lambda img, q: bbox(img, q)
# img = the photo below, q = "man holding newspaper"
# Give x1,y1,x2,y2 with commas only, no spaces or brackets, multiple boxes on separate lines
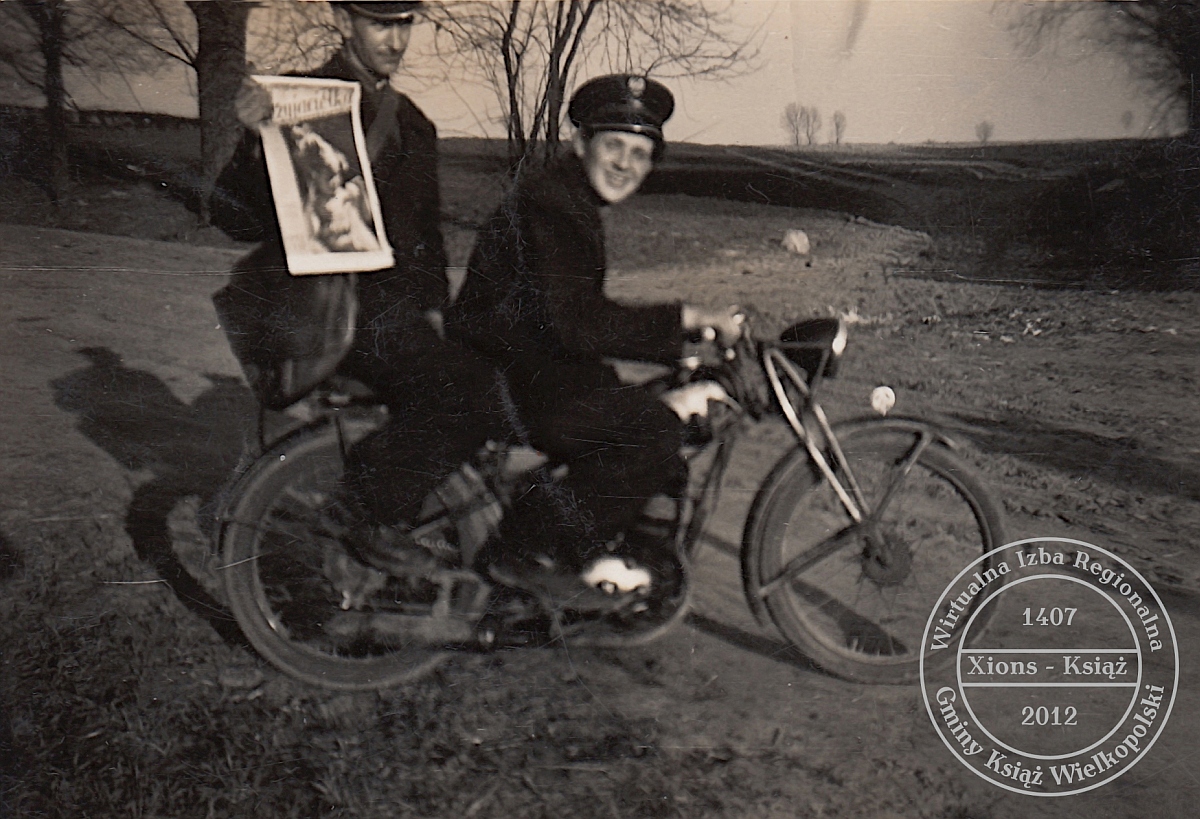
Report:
212,0,504,575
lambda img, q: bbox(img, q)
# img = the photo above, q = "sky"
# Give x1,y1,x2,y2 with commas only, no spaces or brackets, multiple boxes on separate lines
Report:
12,0,1166,146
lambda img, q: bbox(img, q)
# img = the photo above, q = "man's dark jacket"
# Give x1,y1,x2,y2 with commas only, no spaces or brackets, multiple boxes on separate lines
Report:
211,50,446,364
444,152,689,564
445,152,682,376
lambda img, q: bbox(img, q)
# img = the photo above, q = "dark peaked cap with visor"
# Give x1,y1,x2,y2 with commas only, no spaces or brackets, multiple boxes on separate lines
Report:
568,74,675,143
332,1,423,22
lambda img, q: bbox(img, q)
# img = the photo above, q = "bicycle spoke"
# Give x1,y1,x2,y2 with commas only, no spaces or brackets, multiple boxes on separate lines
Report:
279,487,348,537
788,578,910,657
861,430,932,522
258,515,321,545
759,524,862,598
221,421,453,689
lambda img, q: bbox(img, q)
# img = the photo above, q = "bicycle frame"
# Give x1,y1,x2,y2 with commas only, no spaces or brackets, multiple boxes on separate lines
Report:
750,344,953,602
242,328,921,580
649,337,858,561
669,342,839,559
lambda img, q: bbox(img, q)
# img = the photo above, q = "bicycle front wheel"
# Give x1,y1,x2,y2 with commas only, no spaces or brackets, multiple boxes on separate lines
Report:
743,420,1005,684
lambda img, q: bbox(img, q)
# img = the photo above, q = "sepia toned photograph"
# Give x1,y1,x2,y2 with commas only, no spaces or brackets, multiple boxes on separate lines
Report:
0,1,1196,816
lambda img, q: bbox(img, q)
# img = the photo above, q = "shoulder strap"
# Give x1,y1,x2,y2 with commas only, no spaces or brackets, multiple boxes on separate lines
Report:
365,87,401,161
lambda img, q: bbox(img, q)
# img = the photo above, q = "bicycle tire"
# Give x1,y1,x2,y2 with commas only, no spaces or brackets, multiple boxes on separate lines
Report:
219,421,451,690
742,419,1006,685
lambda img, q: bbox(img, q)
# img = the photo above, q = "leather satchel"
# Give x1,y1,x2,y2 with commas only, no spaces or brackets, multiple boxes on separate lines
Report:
213,245,358,409
212,86,400,409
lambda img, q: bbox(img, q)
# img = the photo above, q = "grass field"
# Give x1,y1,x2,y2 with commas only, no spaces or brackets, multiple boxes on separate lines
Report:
2,111,1197,290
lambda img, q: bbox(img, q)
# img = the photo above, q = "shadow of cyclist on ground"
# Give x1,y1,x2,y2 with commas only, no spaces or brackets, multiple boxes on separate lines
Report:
52,346,256,643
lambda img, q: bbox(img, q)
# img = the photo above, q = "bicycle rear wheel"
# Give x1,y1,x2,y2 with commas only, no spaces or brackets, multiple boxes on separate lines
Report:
220,422,451,690
743,420,1005,684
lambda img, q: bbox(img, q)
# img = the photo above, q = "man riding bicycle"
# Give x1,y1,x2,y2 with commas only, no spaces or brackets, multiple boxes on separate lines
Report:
438,74,743,605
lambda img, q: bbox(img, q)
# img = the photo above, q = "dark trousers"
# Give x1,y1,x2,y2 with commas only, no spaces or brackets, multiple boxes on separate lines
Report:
338,324,505,527
494,360,686,570
341,339,686,571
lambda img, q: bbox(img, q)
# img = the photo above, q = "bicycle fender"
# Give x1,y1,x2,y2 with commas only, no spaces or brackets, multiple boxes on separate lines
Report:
829,415,966,452
210,413,381,542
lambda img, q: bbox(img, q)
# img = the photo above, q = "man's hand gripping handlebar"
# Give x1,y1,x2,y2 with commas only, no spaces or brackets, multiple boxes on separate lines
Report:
664,305,746,422
681,304,745,347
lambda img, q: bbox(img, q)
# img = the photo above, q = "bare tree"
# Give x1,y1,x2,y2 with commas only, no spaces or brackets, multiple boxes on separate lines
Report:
93,0,336,215
0,0,156,199
2,0,350,211
0,1,68,198
781,101,802,148
800,105,821,145
94,0,196,70
832,109,846,145
781,103,821,147
429,0,758,170
975,120,994,145
1011,1,1200,139
246,1,340,75
185,1,251,217
95,0,254,213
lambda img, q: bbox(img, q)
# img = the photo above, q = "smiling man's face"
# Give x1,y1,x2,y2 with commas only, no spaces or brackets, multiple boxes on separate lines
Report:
573,130,656,204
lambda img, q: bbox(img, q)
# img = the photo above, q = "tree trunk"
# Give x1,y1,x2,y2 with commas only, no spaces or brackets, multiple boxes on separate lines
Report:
19,0,69,201
42,1,69,200
1181,16,1200,142
540,0,596,165
501,1,529,175
187,0,250,221
541,77,565,164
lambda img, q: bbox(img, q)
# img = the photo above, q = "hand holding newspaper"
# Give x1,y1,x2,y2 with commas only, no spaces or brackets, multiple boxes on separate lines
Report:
253,75,393,275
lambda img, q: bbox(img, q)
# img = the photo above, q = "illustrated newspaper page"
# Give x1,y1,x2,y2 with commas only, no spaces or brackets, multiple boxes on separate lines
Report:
254,75,393,275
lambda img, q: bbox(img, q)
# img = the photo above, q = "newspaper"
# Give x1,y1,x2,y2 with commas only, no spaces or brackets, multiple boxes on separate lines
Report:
254,75,393,275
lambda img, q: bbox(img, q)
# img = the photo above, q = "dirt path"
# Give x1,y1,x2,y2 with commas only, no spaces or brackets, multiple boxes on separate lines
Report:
3,221,1198,816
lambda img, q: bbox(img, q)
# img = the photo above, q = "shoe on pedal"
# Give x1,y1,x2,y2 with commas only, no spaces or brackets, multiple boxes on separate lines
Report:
580,556,653,596
347,522,436,579
488,556,637,614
